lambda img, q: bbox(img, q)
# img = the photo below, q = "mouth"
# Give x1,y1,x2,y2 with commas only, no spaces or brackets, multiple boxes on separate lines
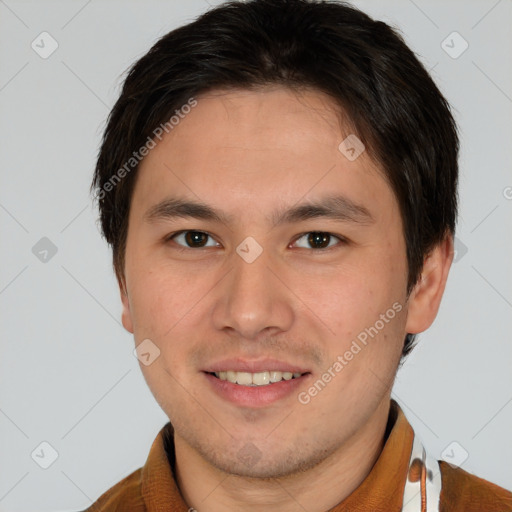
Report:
202,360,311,407
207,370,307,386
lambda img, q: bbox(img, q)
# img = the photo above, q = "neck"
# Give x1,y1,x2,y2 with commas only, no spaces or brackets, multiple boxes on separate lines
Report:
173,398,392,512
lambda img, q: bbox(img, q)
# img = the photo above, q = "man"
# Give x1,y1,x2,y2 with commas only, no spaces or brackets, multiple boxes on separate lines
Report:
86,0,512,510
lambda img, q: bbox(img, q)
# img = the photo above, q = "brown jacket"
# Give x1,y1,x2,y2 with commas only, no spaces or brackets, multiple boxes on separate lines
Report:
84,400,512,511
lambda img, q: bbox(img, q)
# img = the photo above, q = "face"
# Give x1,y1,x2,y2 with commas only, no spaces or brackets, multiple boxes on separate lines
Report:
120,87,435,479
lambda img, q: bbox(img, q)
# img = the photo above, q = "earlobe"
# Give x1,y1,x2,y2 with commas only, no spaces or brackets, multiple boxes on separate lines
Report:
118,276,134,334
405,234,454,335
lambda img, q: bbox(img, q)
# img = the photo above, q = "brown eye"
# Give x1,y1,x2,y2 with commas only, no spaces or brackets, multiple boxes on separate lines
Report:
171,231,218,248
185,231,208,247
308,232,331,249
293,232,343,250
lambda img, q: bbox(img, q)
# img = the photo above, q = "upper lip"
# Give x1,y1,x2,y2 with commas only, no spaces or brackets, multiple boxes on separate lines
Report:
204,358,310,374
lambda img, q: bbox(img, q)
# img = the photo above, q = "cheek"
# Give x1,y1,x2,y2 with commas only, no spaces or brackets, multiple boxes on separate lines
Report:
298,254,404,335
127,266,201,410
293,251,407,386
126,260,219,374
127,265,190,340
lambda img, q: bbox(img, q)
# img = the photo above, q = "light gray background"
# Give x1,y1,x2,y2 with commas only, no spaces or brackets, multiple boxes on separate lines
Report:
0,0,511,510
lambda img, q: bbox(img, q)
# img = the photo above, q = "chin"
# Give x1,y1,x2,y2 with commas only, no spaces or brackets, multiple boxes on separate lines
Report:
195,438,333,479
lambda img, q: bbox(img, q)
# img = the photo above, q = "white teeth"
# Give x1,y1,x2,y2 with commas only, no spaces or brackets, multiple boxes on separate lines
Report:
213,370,303,386
269,371,282,383
252,372,270,386
235,372,253,385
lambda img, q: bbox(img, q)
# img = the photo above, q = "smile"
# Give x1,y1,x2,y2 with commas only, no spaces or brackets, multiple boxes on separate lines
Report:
212,370,303,386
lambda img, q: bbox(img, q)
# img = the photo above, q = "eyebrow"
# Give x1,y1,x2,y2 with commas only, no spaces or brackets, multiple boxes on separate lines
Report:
143,194,374,227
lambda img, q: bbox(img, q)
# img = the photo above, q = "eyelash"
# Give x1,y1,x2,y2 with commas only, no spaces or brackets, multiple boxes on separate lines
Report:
165,230,348,252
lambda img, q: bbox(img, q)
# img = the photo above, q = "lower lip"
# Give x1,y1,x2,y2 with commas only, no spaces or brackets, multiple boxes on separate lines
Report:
203,372,310,407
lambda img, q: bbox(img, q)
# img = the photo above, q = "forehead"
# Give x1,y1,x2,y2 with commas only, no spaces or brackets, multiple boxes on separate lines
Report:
133,86,396,224
169,86,354,156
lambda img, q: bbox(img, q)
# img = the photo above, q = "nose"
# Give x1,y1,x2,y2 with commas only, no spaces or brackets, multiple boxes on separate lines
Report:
211,243,294,340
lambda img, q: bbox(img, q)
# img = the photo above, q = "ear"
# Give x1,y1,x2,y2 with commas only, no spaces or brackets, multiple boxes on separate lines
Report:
118,274,134,334
405,233,454,334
